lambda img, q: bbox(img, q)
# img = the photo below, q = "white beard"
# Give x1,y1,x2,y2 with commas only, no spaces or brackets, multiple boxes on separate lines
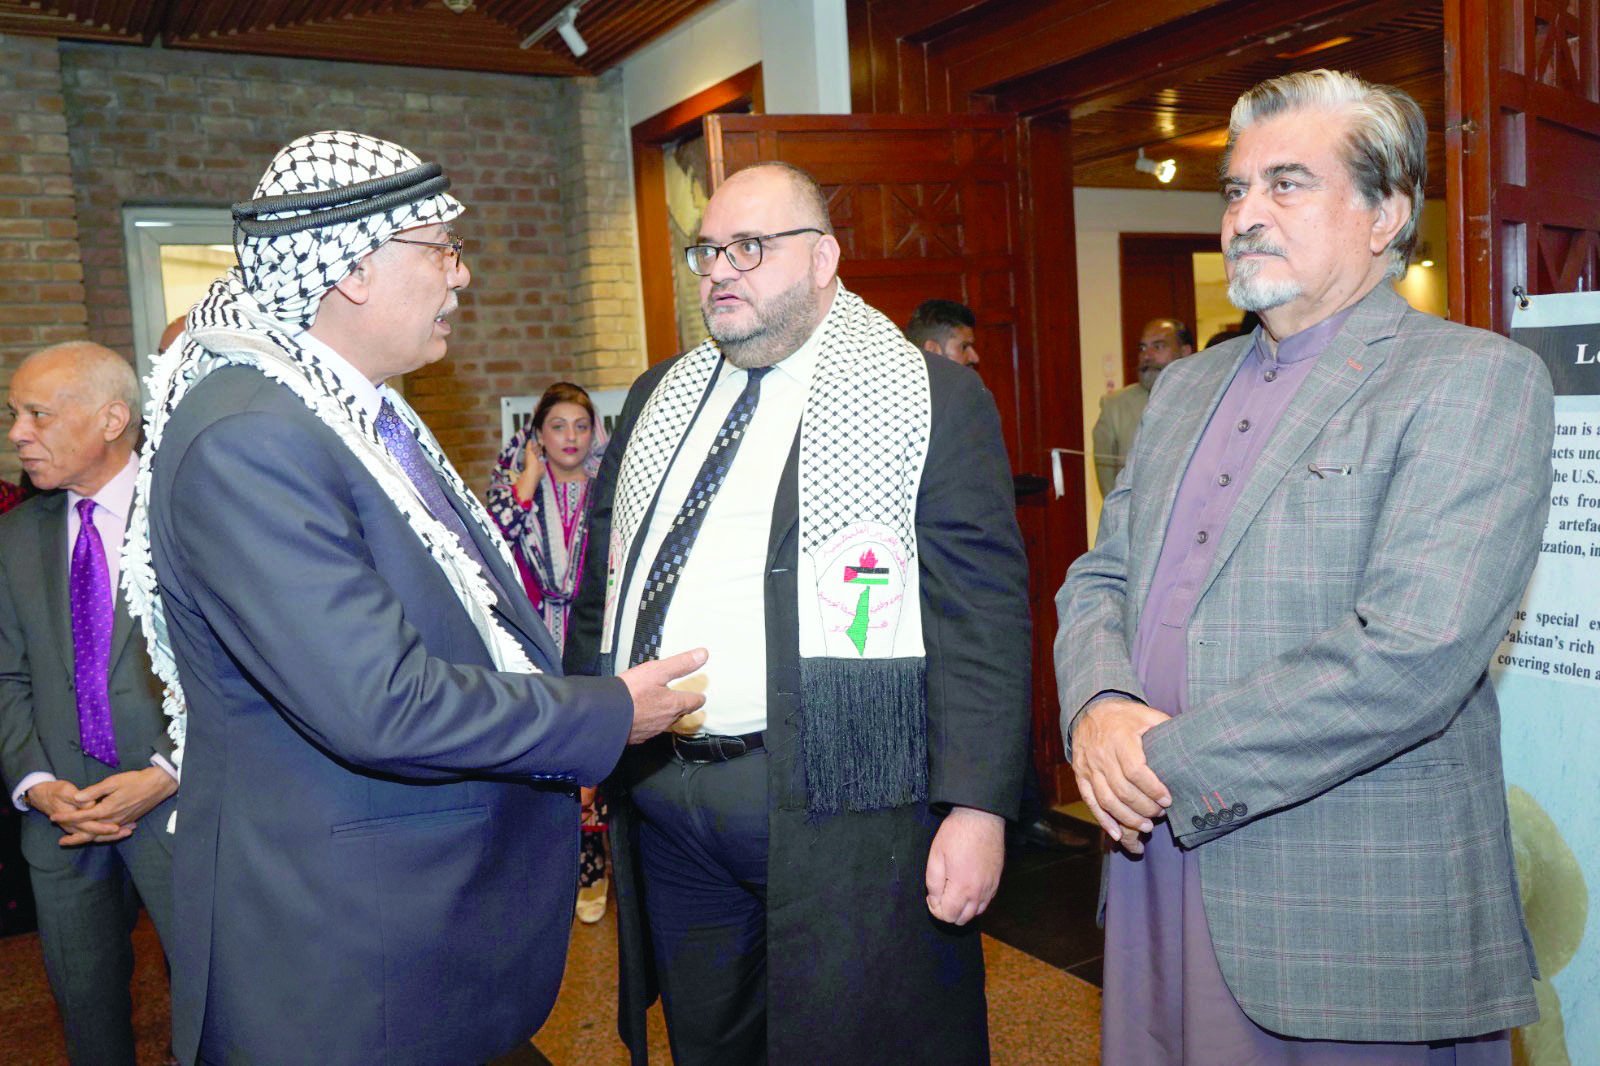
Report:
1227,258,1302,311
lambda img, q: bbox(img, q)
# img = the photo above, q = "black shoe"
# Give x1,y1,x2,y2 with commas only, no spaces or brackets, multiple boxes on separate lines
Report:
1014,814,1093,852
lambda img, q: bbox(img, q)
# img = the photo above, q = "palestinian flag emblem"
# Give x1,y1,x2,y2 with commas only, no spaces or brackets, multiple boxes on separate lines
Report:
842,549,890,654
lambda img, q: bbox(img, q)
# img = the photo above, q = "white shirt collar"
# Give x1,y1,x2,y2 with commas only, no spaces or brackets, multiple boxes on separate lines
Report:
295,330,384,417
66,451,138,524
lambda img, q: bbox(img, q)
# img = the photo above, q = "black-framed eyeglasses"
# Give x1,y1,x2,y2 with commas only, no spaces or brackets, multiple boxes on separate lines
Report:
684,228,823,276
390,234,465,269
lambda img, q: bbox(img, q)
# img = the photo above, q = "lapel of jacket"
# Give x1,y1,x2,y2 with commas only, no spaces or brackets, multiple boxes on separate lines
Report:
1191,284,1407,606
1129,342,1253,607
108,589,138,675
33,493,76,678
767,433,801,578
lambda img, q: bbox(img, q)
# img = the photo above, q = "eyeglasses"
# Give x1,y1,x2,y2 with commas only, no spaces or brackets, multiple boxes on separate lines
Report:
390,234,465,269
684,228,823,276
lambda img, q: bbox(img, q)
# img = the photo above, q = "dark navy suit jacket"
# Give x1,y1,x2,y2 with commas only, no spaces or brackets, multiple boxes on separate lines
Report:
148,366,632,1066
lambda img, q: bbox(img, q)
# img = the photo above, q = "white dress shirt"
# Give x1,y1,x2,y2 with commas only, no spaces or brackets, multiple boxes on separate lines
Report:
613,294,834,736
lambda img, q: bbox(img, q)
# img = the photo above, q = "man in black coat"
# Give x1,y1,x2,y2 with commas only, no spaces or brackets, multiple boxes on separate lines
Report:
566,161,1030,1064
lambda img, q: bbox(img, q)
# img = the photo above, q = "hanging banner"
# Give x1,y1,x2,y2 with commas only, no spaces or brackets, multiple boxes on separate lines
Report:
1495,291,1599,1065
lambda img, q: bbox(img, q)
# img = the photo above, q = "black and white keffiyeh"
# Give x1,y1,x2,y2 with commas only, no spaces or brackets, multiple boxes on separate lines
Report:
121,131,532,767
238,130,462,327
602,285,935,814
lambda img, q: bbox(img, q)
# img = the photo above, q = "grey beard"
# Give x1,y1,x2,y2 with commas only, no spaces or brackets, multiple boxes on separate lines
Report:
702,279,821,368
1227,258,1302,311
1138,366,1161,392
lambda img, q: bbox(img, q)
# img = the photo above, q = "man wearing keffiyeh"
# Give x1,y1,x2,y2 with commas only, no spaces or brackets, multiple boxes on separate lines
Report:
125,131,707,1066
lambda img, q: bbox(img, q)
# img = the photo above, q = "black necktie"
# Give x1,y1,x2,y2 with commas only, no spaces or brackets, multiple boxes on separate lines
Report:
629,366,771,667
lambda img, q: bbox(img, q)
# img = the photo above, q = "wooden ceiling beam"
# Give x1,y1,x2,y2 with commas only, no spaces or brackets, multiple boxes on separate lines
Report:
934,0,1227,106
0,3,143,41
991,0,1414,116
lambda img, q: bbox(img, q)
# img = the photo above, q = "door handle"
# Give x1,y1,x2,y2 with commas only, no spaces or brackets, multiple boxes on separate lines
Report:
1049,447,1086,499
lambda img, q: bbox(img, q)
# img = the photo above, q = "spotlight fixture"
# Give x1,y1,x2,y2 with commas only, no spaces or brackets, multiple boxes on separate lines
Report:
1416,241,1436,269
1135,147,1177,184
520,2,588,56
441,0,473,12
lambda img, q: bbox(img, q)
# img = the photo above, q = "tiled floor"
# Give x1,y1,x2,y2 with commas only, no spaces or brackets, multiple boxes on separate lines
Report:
0,831,1106,1066
984,835,1106,987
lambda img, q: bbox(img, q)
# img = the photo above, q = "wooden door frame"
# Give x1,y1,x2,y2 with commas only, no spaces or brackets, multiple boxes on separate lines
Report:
1118,232,1217,384
844,0,1469,804
632,64,764,364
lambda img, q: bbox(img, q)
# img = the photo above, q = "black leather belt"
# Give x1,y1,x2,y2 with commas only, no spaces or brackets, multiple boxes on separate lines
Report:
671,730,765,763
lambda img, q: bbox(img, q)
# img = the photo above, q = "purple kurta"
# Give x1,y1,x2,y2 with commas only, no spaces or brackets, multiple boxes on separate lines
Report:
1101,311,1509,1065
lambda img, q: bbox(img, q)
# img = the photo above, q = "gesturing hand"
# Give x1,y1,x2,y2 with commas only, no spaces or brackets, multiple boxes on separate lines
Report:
514,439,545,502
1071,697,1172,854
925,806,1006,926
619,647,710,743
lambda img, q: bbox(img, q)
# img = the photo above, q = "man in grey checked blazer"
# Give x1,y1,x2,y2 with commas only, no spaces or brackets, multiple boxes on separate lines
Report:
1056,70,1546,1061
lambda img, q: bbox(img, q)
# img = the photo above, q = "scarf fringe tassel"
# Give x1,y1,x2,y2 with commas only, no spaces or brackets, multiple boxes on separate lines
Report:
799,656,928,816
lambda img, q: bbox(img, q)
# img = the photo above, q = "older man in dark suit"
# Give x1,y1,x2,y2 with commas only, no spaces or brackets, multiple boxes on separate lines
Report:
0,341,177,1066
125,131,706,1066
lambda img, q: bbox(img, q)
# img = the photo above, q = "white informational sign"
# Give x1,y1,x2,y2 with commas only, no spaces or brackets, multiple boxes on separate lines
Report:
500,387,629,449
1493,291,1599,1065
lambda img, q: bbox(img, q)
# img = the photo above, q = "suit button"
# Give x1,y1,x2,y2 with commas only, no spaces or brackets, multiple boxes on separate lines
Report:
1231,802,1248,818
1204,812,1220,828
1191,816,1206,831
1218,808,1234,823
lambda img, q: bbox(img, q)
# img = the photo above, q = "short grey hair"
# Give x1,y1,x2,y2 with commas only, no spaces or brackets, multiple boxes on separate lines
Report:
25,340,142,427
1224,69,1427,278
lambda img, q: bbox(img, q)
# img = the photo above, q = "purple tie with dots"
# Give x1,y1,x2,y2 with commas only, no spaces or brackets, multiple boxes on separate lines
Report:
70,499,118,767
374,400,496,583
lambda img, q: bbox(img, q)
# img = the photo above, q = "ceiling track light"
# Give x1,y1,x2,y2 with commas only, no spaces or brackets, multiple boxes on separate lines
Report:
1135,147,1177,184
520,2,589,57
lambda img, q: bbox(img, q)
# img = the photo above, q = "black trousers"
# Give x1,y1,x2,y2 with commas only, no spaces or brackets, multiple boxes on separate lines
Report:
631,745,769,1066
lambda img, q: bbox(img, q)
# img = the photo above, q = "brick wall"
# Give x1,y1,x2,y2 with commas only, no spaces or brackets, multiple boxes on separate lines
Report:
559,68,648,390
0,37,642,488
0,38,90,480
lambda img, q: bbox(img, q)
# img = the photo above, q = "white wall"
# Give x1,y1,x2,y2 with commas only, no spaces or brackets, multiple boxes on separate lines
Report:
622,0,762,128
1074,187,1225,537
757,0,850,114
621,0,848,128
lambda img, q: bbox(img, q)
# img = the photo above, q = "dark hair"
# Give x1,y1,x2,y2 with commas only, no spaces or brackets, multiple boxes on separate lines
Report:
531,382,595,432
905,299,976,348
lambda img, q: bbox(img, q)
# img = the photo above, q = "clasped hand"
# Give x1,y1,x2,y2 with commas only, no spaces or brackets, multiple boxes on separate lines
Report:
1071,697,1172,855
28,767,178,848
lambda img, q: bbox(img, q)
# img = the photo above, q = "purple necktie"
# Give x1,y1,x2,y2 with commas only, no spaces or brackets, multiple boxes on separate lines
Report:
374,400,495,581
70,499,118,767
